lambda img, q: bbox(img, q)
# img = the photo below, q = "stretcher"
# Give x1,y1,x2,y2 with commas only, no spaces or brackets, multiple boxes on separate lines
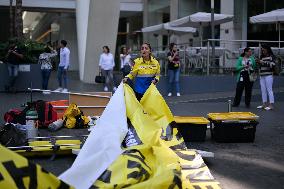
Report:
8,135,88,157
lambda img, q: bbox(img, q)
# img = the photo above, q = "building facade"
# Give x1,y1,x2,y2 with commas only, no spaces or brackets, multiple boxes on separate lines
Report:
0,0,283,82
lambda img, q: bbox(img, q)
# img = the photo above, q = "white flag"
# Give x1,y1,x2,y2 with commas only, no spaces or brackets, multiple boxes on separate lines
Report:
59,83,128,189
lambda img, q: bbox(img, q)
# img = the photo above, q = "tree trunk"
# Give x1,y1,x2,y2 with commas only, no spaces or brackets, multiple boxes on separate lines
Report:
9,0,13,38
15,0,23,39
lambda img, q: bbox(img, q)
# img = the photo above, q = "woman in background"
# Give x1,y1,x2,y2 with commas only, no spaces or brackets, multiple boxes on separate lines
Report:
99,46,116,92
38,45,57,94
120,47,132,77
232,47,256,108
256,44,275,110
167,43,181,97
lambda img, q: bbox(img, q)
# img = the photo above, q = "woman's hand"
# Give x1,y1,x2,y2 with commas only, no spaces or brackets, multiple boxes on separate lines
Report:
122,78,128,83
255,58,261,64
152,79,158,85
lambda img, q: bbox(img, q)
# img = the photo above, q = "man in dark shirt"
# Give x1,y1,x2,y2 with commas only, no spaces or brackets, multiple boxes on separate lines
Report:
5,41,24,92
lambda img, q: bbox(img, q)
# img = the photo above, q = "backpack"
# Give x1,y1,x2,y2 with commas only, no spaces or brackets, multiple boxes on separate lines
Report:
0,124,27,147
35,100,58,127
63,103,89,129
3,109,26,125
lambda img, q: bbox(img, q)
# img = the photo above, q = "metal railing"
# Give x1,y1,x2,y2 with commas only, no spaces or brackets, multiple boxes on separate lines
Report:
145,39,284,76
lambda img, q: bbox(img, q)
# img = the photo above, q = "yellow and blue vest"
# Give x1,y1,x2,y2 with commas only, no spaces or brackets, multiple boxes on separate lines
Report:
126,56,160,94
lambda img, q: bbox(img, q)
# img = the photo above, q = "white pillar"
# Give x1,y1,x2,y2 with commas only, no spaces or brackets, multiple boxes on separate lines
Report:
241,0,248,47
76,0,120,83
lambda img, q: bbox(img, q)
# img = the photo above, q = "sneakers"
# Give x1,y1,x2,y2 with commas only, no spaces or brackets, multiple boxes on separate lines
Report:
264,106,273,111
104,86,108,92
256,105,264,109
257,105,274,110
168,92,181,97
62,88,68,93
54,87,63,92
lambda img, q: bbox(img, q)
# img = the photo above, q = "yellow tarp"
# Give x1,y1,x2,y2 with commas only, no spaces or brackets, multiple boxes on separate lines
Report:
0,145,73,189
93,84,221,189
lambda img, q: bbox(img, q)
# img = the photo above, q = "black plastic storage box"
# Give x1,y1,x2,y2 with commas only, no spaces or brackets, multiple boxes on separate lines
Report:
207,112,259,142
174,116,209,142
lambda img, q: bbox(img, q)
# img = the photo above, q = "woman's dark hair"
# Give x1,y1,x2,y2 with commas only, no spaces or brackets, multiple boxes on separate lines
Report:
103,46,110,53
241,47,251,57
60,40,67,47
169,43,176,51
261,44,274,58
44,46,51,53
120,46,127,54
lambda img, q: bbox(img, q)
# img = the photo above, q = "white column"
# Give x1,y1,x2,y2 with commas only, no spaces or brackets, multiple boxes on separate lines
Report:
241,0,248,47
76,0,120,83
76,0,90,80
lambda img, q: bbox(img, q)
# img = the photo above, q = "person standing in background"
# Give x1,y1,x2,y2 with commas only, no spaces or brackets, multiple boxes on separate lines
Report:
120,47,132,77
54,40,70,93
38,45,57,94
232,47,256,108
4,40,24,93
256,44,275,110
99,46,116,92
167,43,181,97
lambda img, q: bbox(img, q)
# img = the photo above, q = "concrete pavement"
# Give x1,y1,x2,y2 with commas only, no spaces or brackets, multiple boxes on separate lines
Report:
1,71,283,189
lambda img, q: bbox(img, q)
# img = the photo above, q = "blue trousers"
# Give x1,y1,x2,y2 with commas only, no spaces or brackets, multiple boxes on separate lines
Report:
41,69,51,90
167,68,180,93
7,64,19,88
57,66,67,88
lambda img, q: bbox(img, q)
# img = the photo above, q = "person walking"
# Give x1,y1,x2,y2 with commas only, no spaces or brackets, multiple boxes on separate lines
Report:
167,43,181,97
120,47,132,77
38,45,57,94
256,44,275,110
54,40,70,93
4,40,24,92
232,47,256,108
99,46,116,92
123,42,160,101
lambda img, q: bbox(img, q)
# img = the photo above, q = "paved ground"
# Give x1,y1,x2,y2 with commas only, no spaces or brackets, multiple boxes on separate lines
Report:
1,71,284,189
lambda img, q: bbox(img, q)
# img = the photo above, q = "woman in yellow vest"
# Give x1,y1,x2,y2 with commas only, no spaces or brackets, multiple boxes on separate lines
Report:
123,43,160,100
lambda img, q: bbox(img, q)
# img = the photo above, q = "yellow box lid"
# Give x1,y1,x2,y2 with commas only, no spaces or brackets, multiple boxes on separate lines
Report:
207,112,259,121
174,116,209,124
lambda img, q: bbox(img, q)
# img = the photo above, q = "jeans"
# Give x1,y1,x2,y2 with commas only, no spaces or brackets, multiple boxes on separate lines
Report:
260,75,274,103
167,68,180,93
57,66,67,88
41,69,51,90
101,69,115,89
7,64,19,88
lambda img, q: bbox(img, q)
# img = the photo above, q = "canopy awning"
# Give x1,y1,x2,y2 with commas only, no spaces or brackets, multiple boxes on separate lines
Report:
141,23,196,35
169,12,234,27
249,8,284,24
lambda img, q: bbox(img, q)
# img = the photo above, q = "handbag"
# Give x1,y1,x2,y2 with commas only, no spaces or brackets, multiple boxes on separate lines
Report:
95,72,105,83
249,71,257,82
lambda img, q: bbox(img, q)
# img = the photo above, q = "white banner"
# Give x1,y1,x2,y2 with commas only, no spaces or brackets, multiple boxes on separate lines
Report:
59,83,128,189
